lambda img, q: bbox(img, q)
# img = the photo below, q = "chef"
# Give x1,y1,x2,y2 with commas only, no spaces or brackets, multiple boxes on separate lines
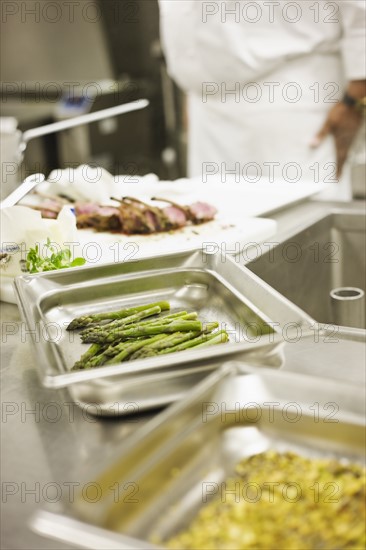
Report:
159,0,366,199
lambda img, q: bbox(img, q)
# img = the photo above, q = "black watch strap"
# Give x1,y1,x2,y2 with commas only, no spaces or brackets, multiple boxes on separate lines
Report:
342,92,358,107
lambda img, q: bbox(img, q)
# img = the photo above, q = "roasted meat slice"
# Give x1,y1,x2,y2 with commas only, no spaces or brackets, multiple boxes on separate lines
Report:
109,197,177,234
22,201,62,219
75,203,121,231
121,197,175,232
31,193,217,234
152,198,217,224
162,206,187,227
188,201,218,223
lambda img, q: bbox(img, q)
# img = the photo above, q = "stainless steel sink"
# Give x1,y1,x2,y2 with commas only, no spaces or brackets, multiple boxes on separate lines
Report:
247,209,366,328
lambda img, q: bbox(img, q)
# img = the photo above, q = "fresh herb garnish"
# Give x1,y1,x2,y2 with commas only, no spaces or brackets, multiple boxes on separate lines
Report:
26,238,86,273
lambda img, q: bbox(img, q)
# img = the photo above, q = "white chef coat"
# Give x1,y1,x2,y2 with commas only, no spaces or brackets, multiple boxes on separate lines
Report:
159,0,366,199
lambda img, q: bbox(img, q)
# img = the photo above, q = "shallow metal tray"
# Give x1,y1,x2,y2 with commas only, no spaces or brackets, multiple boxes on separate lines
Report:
14,250,311,414
243,324,366,386
32,364,365,549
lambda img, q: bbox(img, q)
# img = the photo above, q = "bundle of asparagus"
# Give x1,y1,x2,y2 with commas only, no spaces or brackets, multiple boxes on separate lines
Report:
67,301,229,370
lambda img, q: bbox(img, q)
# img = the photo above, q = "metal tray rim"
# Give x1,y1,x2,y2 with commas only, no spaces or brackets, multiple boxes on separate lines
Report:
31,364,366,549
70,363,366,487
13,250,289,389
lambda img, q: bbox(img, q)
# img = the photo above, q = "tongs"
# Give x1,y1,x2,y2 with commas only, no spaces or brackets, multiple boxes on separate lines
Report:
0,99,149,210
0,173,46,210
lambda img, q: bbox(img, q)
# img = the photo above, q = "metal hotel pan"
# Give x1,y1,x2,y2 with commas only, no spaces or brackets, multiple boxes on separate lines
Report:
14,250,312,414
31,364,365,549
239,324,366,386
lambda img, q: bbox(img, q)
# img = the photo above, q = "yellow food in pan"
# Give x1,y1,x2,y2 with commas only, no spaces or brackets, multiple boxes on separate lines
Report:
167,451,365,550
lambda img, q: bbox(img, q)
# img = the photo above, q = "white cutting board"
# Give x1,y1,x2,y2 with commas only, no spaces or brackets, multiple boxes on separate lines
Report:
31,170,327,219
77,215,277,265
203,178,330,216
72,175,323,265
1,215,276,304
114,176,328,219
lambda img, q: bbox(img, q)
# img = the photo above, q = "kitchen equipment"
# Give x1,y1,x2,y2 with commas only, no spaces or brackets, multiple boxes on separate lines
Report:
0,100,149,197
330,287,365,329
13,249,312,414
31,363,365,549
248,324,366,385
247,208,366,327
20,100,149,157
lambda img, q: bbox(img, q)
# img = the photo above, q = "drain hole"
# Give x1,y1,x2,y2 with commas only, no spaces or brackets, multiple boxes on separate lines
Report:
330,287,364,300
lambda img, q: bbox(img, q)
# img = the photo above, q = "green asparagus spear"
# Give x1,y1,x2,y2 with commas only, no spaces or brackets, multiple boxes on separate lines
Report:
175,312,198,321
191,330,229,349
102,336,148,357
130,310,196,325
84,320,204,345
79,351,111,369
79,334,170,369
79,305,163,340
83,319,217,345
121,311,198,330
67,301,170,330
70,298,229,371
80,310,194,338
105,334,169,365
80,305,165,343
78,343,134,369
143,331,200,351
202,322,219,332
74,329,229,370
71,343,103,370
129,331,201,360
125,323,218,361
158,329,226,355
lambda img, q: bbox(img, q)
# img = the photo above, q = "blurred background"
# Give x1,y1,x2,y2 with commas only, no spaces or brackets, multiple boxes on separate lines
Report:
0,0,187,193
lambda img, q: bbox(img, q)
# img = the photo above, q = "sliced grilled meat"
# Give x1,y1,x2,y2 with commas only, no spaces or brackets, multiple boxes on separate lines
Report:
151,198,217,224
75,203,121,231
111,197,158,234
188,201,218,223
121,197,175,232
31,193,217,234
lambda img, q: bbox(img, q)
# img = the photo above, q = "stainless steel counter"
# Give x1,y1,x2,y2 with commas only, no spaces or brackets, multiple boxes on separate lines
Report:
1,302,156,549
1,198,365,549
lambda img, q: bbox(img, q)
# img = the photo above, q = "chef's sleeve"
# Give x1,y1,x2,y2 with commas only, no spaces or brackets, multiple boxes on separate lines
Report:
338,0,366,80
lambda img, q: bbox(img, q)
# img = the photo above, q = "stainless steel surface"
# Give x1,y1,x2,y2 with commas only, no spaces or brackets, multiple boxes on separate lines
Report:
330,287,365,329
0,297,156,550
20,100,149,150
32,512,158,550
247,208,366,328
2,198,365,549
14,249,310,413
250,325,366,385
31,365,365,549
0,173,45,209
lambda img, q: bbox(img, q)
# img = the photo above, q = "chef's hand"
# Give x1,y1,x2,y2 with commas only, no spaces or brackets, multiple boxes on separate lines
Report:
311,80,365,178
